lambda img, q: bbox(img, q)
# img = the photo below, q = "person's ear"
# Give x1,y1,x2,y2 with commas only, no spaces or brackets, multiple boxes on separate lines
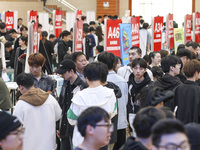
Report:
170,66,174,72
18,85,23,91
86,125,94,136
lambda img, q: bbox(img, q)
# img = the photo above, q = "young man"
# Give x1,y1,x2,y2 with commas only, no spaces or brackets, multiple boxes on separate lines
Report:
28,53,55,97
94,45,104,62
5,41,15,68
98,51,128,150
117,46,153,82
56,59,88,150
57,30,72,64
151,119,190,150
174,59,200,124
72,52,88,82
0,22,12,42
13,73,62,150
67,62,117,147
128,58,152,115
154,55,182,109
185,41,199,59
17,18,23,32
74,107,113,150
122,107,166,150
0,111,23,150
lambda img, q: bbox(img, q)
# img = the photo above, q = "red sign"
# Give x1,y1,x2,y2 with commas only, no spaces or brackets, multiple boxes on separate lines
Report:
29,11,37,22
167,14,174,49
106,19,121,57
76,10,82,20
152,16,163,51
5,11,14,30
54,10,62,37
75,20,83,52
32,22,38,53
185,14,192,43
194,13,200,43
131,16,140,47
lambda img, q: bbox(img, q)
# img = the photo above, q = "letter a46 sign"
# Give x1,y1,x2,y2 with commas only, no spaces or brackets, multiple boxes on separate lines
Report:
105,19,121,57
152,16,163,51
53,10,62,37
131,16,140,47
4,11,14,30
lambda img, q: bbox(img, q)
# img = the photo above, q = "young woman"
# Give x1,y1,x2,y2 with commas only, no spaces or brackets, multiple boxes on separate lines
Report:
14,36,27,81
148,52,161,70
95,26,104,46
113,56,122,73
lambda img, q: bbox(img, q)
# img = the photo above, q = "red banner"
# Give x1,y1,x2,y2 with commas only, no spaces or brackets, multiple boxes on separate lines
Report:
75,20,83,52
167,14,174,49
106,19,121,57
29,11,37,22
76,10,82,20
194,13,200,43
131,16,140,47
54,10,62,37
185,14,192,43
5,11,14,30
32,22,38,53
152,16,163,51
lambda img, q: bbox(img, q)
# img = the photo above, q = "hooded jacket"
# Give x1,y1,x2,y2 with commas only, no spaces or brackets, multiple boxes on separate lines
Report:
57,39,71,64
120,137,148,150
13,88,62,150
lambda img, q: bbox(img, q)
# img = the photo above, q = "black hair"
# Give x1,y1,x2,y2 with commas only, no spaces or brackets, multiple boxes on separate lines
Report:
140,19,144,24
185,41,198,50
49,18,52,24
131,58,147,69
98,51,115,70
18,18,23,21
4,42,12,48
84,62,102,81
113,15,118,20
77,107,110,137
19,36,28,46
83,27,89,33
82,16,86,21
89,27,95,32
161,55,180,73
97,16,102,19
42,31,48,38
103,15,108,18
16,73,34,89
38,23,42,28
130,46,142,55
9,29,17,34
96,45,104,53
113,56,122,72
96,26,104,42
152,119,186,147
176,49,192,60
61,30,70,39
143,54,150,64
72,52,86,63
0,23,6,29
70,28,73,33
63,53,73,60
143,23,149,29
149,52,160,64
133,107,165,138
99,62,108,83
83,23,89,29
177,44,185,51
20,26,28,32
89,21,95,25
151,66,163,79
49,34,55,39
159,107,175,119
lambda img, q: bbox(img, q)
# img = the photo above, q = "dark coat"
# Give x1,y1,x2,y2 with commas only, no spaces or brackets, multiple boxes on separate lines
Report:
57,39,71,64
175,80,200,124
120,137,148,150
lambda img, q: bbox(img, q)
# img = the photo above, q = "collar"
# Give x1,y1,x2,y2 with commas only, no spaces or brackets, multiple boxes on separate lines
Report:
108,71,116,75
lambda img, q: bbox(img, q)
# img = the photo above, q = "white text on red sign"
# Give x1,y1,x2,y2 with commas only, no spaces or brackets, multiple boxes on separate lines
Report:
108,27,120,39
155,23,163,33
132,23,139,34
56,15,62,22
6,17,13,24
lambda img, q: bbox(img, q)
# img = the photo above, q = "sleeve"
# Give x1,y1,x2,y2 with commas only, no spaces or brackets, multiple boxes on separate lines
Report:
1,42,6,68
58,43,66,64
13,102,24,124
109,91,117,119
90,36,96,48
53,96,62,121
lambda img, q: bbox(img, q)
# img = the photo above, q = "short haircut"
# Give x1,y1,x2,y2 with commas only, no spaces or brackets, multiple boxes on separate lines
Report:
84,62,102,81
159,107,175,119
159,49,169,58
77,107,110,137
20,26,28,32
83,27,89,33
42,31,48,38
0,23,6,29
140,19,144,24
18,18,23,21
177,44,185,51
89,27,95,32
96,45,104,53
82,16,86,21
152,119,186,147
9,29,17,34
131,58,147,69
130,46,142,55
61,30,70,38
28,53,46,67
149,52,160,64
99,62,108,83
89,21,95,25
176,49,192,60
4,42,12,48
16,73,34,89
97,16,102,19
38,23,42,28
161,55,179,73
151,66,163,79
185,41,198,50
183,59,200,78
103,15,108,18
49,34,55,39
143,23,149,29
98,51,115,70
19,36,28,46
133,107,165,138
72,52,86,63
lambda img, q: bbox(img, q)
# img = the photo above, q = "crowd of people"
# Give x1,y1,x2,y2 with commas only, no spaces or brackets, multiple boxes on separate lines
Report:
0,14,200,150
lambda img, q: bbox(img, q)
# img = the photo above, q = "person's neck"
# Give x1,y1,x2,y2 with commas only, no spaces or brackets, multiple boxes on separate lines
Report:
88,80,101,88
150,63,157,67
69,74,78,85
77,69,84,75
79,139,101,150
136,137,152,149
21,45,26,50
34,72,42,81
168,72,175,77
134,76,144,83
187,77,196,82
109,69,114,72
22,86,35,95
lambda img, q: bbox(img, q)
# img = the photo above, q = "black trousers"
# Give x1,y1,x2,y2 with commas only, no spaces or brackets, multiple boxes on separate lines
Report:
113,129,126,150
60,136,73,150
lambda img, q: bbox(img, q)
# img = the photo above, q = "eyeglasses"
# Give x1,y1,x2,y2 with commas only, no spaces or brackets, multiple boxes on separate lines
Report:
158,141,190,150
9,128,25,138
95,123,114,132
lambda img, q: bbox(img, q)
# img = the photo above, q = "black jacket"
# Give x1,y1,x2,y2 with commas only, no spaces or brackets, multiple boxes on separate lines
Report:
120,137,148,150
0,31,12,41
57,39,71,64
58,76,88,138
175,71,187,83
175,80,200,124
